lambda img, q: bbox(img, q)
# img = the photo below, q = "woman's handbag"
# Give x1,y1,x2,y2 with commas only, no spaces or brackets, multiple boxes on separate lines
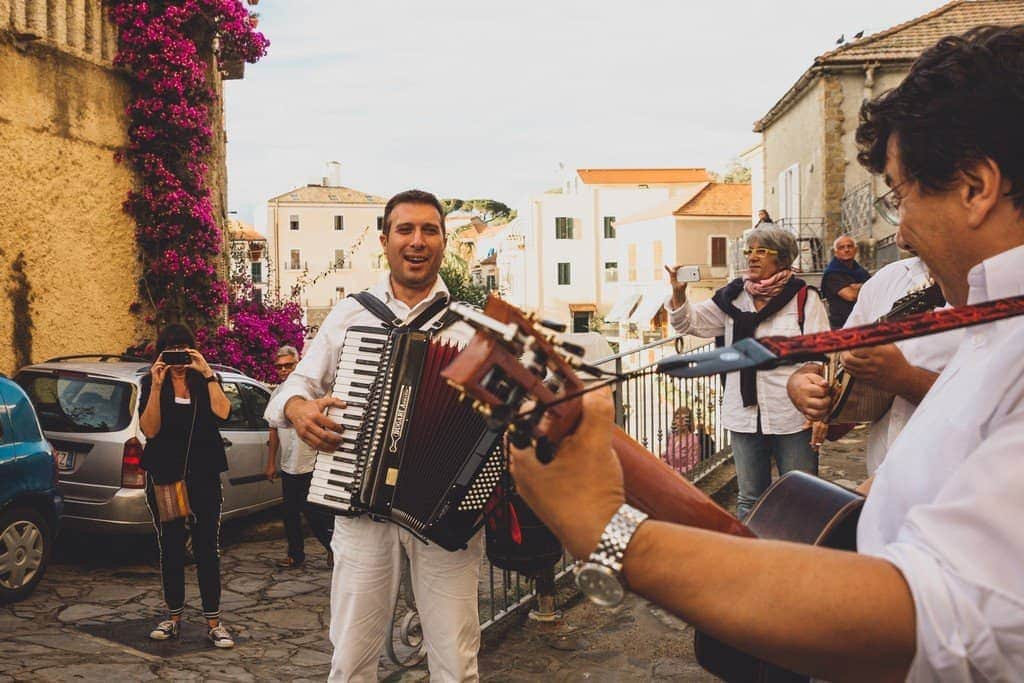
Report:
484,471,563,576
152,386,199,523
153,479,192,522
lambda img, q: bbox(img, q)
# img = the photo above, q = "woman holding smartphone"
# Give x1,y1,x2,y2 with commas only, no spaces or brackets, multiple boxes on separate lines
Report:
138,324,235,648
664,225,829,520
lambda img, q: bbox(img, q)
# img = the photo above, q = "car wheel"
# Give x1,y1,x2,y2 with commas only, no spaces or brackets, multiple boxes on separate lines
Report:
0,507,52,604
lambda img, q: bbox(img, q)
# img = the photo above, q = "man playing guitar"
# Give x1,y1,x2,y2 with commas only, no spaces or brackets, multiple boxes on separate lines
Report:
511,24,1024,681
789,255,963,477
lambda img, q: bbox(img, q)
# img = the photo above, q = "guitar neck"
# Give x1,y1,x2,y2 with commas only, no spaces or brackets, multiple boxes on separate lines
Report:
611,426,755,538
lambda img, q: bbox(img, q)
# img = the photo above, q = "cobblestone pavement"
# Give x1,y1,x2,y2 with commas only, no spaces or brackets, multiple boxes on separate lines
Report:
0,430,867,682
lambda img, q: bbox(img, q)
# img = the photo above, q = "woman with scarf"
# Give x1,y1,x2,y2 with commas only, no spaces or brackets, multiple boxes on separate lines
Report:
664,225,829,520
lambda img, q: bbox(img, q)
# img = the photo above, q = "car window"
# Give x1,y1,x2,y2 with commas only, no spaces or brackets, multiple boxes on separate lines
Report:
16,371,132,433
238,383,270,429
219,382,250,429
0,397,12,445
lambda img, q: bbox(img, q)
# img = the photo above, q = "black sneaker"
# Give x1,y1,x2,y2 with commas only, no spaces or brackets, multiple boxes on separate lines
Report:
149,619,180,641
208,623,235,649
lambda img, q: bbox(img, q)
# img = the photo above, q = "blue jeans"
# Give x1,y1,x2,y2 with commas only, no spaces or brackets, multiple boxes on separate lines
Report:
730,427,818,521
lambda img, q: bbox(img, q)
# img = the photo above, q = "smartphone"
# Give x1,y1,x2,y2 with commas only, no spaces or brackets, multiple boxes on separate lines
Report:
673,265,701,283
161,350,191,366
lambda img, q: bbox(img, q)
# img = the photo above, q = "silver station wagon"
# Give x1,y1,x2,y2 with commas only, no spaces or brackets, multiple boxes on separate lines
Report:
14,355,282,534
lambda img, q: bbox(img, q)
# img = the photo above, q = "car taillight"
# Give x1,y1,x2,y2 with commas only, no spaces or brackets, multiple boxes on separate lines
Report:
122,437,145,488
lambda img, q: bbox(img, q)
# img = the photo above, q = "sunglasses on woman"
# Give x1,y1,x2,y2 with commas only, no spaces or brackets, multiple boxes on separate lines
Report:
742,247,779,257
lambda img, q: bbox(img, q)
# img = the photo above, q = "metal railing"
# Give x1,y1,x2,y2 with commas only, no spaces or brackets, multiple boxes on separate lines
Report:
387,336,731,666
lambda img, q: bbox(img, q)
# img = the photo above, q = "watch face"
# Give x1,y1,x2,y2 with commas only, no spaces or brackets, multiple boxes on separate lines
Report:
575,564,625,608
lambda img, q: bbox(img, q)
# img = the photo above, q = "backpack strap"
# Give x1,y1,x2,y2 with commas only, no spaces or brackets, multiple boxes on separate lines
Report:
406,295,451,330
796,285,820,333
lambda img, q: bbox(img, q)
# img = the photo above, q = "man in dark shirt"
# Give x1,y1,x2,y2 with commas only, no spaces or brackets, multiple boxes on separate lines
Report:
821,235,870,328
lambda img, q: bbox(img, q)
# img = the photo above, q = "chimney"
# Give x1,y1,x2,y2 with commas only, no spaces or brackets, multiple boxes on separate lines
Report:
326,161,342,187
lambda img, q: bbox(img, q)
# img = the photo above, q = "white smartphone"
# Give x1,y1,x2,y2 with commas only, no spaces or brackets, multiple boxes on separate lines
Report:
673,265,701,283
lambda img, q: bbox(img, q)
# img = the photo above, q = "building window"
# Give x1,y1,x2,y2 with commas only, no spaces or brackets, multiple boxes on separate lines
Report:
334,215,344,231
253,288,263,307
652,240,663,281
604,261,618,283
251,262,263,283
557,262,571,285
628,244,638,281
572,312,591,334
710,236,727,267
336,286,346,301
376,216,384,232
334,249,346,269
289,214,300,231
289,249,301,270
372,252,385,270
603,216,616,239
555,217,574,239
486,274,496,291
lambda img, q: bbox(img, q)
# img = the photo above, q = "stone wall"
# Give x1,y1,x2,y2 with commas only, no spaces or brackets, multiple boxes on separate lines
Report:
822,74,846,245
0,1,230,374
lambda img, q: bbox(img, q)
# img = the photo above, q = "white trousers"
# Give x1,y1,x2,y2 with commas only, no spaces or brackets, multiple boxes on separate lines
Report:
327,516,484,682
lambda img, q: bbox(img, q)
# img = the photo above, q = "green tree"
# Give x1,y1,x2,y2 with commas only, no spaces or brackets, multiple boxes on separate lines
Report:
439,251,488,307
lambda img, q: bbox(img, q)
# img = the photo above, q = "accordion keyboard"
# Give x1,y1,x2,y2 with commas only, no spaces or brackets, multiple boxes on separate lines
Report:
307,326,389,512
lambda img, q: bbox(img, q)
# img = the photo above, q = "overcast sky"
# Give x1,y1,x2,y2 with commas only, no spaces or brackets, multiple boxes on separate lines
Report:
225,0,941,231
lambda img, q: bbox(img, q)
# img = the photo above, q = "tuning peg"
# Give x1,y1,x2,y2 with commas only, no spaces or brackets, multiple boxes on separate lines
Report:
537,319,567,332
558,340,586,356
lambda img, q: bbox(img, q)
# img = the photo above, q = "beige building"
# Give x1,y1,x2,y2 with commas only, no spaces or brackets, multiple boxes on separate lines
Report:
0,1,236,374
611,183,751,347
510,168,714,333
753,0,1024,271
267,177,388,329
228,220,269,304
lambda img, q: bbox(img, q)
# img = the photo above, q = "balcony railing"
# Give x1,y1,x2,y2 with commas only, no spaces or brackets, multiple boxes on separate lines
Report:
386,336,732,666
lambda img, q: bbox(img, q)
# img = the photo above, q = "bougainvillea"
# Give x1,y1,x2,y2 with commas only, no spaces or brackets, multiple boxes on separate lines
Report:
109,0,267,327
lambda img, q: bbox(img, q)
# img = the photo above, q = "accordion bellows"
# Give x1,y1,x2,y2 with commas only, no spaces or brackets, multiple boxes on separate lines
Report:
308,326,504,550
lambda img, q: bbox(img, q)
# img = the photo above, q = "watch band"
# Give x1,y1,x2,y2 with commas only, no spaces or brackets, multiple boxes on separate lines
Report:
587,503,649,575
205,374,217,383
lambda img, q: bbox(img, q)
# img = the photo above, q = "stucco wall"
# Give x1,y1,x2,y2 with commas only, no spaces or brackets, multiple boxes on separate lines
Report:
0,31,142,375
761,79,825,225
0,7,230,375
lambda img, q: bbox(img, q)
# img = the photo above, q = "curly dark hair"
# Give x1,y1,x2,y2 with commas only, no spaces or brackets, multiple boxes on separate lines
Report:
856,24,1024,213
381,189,446,236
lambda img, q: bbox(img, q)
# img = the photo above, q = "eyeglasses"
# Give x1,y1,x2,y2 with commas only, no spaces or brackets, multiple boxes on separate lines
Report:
275,361,296,370
742,247,779,258
873,179,911,226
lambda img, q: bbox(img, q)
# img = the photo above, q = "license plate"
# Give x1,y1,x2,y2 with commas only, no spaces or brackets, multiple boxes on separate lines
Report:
56,449,75,471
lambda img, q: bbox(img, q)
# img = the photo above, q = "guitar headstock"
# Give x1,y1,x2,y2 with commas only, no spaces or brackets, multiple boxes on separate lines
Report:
889,280,946,318
442,294,588,462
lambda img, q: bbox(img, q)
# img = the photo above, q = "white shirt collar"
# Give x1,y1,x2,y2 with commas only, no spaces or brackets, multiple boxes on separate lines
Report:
966,243,1024,305
370,271,450,309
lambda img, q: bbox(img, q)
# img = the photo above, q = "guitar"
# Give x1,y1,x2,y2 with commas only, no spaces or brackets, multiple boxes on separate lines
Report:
823,281,946,424
443,295,865,683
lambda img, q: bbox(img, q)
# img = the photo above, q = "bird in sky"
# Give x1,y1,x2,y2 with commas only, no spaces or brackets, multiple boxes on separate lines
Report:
836,34,845,44
853,30,864,39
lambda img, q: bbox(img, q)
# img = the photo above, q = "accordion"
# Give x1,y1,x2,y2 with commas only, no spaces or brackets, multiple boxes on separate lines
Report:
307,324,505,551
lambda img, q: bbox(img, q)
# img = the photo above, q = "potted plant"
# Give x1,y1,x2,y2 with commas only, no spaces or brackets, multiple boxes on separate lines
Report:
246,0,259,5
248,12,259,28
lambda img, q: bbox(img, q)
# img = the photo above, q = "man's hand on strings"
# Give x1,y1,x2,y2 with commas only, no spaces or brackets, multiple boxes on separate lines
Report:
509,386,624,559
840,344,909,395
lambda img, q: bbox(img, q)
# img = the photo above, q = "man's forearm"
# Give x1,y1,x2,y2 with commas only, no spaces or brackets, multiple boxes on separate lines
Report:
892,366,938,405
622,522,915,682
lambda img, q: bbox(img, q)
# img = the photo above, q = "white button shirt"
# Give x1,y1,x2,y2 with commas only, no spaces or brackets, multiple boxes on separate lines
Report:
666,286,830,434
264,274,474,429
858,244,1024,681
843,257,963,474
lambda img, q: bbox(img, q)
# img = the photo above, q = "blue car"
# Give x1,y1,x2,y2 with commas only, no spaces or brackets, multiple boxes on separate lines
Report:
0,374,62,603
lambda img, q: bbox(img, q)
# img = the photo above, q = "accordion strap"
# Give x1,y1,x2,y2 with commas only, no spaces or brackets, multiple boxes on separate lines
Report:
349,291,452,331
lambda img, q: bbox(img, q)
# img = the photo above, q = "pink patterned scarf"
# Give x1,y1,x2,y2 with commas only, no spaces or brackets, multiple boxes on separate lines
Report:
744,268,793,299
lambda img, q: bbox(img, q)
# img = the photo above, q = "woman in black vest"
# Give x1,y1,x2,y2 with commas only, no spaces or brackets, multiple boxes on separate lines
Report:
665,225,829,520
138,324,235,648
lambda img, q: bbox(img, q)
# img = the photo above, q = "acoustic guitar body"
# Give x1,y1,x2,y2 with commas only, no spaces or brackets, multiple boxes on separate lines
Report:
694,471,864,683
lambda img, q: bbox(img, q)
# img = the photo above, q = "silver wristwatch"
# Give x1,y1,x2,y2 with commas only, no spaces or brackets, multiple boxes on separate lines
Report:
574,503,649,607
